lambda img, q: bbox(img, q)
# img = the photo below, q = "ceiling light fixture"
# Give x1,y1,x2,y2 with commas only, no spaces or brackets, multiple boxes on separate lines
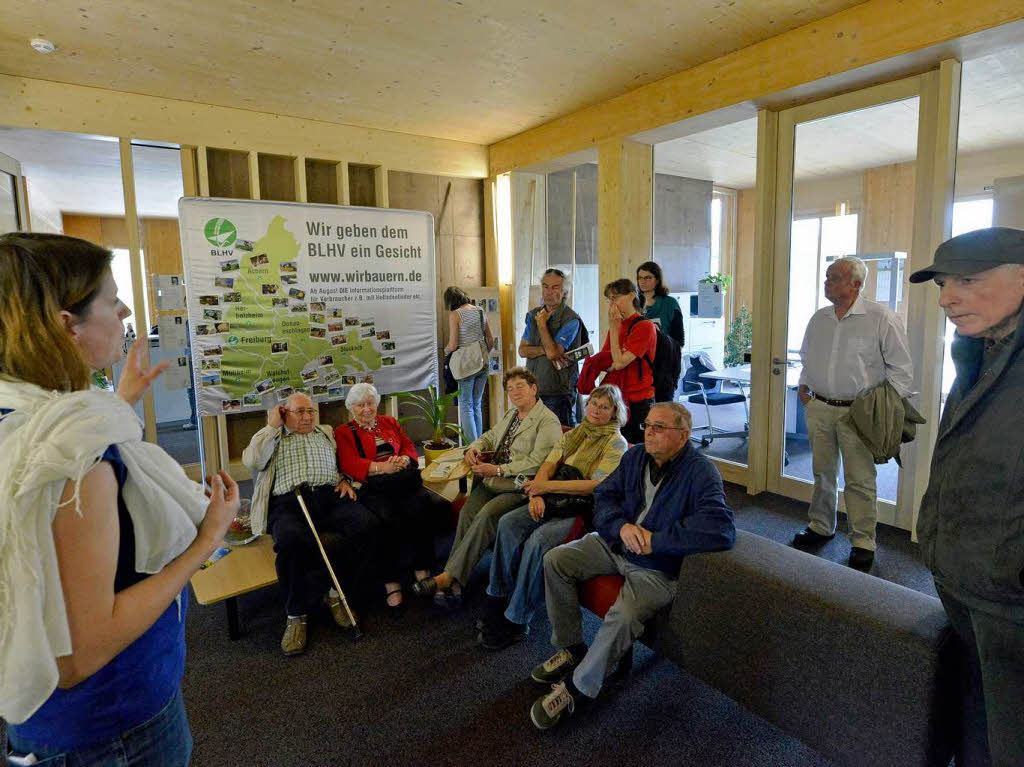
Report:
30,38,57,54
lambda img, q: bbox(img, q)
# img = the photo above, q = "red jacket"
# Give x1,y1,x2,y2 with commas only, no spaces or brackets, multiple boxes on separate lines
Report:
334,415,418,482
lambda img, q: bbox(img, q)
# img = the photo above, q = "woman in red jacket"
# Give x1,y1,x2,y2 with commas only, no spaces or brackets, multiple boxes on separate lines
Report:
335,382,436,609
600,278,657,444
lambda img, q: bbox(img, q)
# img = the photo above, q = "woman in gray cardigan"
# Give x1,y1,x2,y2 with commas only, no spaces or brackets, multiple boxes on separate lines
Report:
414,367,562,608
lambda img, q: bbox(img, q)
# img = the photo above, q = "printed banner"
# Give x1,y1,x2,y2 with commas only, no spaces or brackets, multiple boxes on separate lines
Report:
178,198,437,416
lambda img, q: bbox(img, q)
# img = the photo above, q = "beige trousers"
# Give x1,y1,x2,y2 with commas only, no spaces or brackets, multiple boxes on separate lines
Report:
803,397,878,551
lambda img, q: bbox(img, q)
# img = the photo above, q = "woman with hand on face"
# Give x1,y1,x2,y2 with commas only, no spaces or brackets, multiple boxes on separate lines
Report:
477,384,628,650
636,261,684,347
412,368,562,608
335,382,437,610
0,233,239,766
601,278,658,444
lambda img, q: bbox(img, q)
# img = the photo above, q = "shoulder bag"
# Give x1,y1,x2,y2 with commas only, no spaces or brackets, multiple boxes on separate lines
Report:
449,308,488,379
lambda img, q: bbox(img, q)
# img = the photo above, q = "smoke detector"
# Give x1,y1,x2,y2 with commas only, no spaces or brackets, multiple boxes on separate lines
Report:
30,38,57,54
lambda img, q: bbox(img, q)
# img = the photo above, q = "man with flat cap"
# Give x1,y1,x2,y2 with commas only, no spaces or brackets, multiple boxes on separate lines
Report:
911,226,1024,767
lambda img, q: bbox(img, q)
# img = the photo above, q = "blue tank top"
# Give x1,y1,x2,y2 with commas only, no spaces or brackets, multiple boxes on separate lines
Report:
2,414,188,752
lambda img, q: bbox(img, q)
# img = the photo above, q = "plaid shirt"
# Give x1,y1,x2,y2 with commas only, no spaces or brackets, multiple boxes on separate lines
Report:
271,426,340,496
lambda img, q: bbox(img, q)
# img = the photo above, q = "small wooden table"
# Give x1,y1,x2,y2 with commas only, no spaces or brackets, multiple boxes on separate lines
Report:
190,535,278,639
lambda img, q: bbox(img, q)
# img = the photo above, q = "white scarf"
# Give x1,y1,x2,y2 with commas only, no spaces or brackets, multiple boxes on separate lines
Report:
0,379,209,724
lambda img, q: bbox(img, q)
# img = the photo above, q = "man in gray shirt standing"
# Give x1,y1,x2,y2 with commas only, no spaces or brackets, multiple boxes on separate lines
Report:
793,256,913,571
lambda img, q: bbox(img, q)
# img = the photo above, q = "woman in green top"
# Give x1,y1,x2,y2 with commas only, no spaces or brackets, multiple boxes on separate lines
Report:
636,260,684,347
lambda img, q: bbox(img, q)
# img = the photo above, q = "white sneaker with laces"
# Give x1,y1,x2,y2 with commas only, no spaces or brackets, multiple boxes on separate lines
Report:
531,648,579,684
530,682,575,730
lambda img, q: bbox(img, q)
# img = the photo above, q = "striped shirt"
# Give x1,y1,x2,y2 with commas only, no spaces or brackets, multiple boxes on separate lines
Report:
271,427,340,496
457,306,487,348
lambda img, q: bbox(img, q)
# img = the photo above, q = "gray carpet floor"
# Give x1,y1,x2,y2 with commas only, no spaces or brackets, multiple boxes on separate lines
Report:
3,484,935,766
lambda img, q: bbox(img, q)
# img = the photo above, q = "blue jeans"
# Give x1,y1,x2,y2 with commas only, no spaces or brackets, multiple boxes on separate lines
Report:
486,504,576,626
6,688,191,767
458,369,488,443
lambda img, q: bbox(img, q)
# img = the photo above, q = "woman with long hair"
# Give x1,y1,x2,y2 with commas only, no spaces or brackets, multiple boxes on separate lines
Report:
443,286,495,443
636,260,684,347
0,233,238,766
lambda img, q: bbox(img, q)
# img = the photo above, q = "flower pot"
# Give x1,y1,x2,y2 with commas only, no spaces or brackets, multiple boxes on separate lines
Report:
423,441,456,465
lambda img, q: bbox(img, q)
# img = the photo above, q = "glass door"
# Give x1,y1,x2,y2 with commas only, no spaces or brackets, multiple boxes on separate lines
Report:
766,76,930,530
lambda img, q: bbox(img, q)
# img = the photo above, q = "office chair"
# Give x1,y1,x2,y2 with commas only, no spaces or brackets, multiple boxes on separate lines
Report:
680,354,748,447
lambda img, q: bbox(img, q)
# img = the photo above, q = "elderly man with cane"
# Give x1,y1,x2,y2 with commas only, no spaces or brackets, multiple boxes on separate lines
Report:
243,392,378,655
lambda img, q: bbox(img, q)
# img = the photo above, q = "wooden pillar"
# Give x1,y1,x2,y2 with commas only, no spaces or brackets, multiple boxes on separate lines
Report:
597,139,653,339
903,60,961,538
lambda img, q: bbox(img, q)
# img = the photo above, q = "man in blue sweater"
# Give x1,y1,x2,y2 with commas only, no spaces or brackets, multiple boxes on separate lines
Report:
529,402,735,729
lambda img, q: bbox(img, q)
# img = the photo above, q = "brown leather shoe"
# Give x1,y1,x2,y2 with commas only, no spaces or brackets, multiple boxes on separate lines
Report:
324,592,353,628
281,616,308,656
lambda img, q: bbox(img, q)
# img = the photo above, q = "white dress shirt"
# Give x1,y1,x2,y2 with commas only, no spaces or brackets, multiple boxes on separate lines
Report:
799,294,914,400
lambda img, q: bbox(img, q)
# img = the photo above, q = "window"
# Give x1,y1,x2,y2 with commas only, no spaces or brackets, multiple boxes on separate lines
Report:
786,212,859,352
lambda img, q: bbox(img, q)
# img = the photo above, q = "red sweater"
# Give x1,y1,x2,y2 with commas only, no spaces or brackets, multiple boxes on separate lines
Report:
600,314,656,402
335,415,418,482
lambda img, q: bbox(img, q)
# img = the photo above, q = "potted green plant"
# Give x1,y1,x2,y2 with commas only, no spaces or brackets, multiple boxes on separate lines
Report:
724,304,753,367
397,384,466,464
699,273,733,291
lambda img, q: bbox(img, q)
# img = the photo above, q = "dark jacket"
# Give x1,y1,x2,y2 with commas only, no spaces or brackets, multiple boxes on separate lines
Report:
593,443,735,576
916,310,1024,606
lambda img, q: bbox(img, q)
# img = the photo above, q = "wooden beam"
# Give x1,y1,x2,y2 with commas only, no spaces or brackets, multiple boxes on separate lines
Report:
118,138,158,445
597,140,652,340
489,0,1024,173
745,110,779,496
903,60,962,540
0,74,488,179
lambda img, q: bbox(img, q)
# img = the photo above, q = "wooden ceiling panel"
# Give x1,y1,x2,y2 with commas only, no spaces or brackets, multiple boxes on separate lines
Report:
0,0,865,145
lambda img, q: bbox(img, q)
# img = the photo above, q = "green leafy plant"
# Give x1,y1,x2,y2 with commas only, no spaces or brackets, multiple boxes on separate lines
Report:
397,384,465,448
724,304,753,367
699,273,733,291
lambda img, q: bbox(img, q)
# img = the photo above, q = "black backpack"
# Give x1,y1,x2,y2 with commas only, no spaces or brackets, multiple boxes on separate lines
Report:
625,316,682,403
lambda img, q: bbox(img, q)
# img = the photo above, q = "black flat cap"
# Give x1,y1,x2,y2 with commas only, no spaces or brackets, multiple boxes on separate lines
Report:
910,227,1024,283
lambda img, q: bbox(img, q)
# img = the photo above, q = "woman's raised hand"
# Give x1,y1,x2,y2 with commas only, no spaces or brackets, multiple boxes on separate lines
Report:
116,336,171,405
198,471,240,547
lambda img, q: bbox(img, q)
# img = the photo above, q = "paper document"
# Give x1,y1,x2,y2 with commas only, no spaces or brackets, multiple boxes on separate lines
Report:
553,343,593,371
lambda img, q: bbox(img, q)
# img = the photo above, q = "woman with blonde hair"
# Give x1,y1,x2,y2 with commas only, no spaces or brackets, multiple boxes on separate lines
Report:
0,233,238,766
477,384,628,650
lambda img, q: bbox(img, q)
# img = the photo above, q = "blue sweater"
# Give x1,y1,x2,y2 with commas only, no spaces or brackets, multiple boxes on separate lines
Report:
593,443,735,575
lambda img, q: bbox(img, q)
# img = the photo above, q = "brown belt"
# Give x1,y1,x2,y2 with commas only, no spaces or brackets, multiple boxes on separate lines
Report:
812,393,854,407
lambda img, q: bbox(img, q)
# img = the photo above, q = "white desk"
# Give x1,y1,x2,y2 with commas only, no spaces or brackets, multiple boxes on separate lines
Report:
684,364,806,443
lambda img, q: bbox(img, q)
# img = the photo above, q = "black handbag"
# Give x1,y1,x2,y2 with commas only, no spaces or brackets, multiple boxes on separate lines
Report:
541,464,594,519
348,423,422,495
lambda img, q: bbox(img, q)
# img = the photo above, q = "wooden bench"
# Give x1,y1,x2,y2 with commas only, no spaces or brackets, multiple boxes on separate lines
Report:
189,535,278,639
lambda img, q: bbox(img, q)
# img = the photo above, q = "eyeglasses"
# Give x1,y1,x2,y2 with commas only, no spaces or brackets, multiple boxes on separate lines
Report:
285,408,317,416
641,421,685,434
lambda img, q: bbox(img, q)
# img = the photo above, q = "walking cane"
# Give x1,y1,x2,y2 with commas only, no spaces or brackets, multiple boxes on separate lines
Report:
292,483,363,639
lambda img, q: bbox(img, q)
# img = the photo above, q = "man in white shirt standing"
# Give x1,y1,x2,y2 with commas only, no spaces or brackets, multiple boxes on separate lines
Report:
794,256,913,571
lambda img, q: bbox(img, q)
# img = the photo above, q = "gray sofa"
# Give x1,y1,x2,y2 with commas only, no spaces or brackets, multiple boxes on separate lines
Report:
648,531,961,767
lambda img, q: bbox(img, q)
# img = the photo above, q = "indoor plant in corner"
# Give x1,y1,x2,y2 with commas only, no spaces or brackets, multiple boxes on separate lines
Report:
397,384,465,464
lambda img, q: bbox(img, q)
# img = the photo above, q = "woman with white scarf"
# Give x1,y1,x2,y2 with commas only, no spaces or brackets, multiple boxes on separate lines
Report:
0,233,238,766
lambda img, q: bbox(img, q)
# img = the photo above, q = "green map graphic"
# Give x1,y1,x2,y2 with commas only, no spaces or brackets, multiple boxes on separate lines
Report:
220,215,381,397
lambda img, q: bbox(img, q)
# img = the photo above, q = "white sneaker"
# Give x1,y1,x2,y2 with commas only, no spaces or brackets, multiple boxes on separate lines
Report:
530,682,576,730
